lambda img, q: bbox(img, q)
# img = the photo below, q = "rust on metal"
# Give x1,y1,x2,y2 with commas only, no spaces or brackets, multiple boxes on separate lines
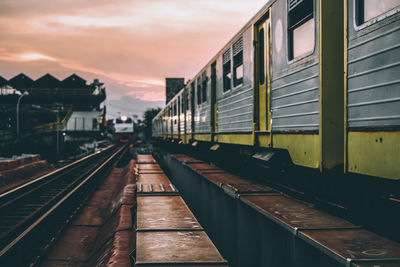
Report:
121,184,136,205
137,183,178,195
299,229,400,265
137,155,156,163
137,170,165,174
137,196,202,231
135,231,228,266
185,163,220,171
202,172,252,188
241,195,357,233
136,173,171,184
223,183,276,194
137,163,162,170
171,154,202,163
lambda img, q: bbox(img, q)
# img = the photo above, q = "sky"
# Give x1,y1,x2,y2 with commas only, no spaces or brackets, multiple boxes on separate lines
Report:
0,0,267,119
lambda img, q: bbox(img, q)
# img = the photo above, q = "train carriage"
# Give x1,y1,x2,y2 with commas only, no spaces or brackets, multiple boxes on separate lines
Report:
153,0,400,181
114,115,134,143
345,0,400,179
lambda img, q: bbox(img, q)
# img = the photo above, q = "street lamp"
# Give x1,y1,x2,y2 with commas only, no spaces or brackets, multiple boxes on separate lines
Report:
16,91,29,137
32,104,61,158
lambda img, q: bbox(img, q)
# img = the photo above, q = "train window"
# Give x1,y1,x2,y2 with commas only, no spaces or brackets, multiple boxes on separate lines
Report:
191,83,195,112
173,102,177,116
258,28,265,85
223,49,232,92
233,37,244,87
356,0,400,25
288,0,315,60
197,77,202,105
186,89,190,111
181,94,184,112
202,72,207,103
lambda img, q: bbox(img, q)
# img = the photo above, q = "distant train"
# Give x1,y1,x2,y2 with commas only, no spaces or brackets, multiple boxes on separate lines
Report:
153,0,400,182
114,116,134,143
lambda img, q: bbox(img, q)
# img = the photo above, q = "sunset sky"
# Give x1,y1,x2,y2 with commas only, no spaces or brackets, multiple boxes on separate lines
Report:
0,0,267,118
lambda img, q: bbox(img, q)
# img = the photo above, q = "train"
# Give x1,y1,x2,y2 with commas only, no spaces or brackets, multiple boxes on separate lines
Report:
152,0,400,183
114,115,134,143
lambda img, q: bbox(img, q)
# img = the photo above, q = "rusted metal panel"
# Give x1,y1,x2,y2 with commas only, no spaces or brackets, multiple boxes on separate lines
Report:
137,196,202,231
240,195,358,234
135,231,228,266
222,183,276,195
185,163,221,171
172,154,204,163
201,173,251,188
137,154,156,164
121,184,136,205
299,229,400,266
136,173,171,184
137,170,165,174
137,163,162,170
136,183,178,195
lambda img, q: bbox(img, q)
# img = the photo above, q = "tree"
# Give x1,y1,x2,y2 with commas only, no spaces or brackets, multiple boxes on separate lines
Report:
143,107,161,138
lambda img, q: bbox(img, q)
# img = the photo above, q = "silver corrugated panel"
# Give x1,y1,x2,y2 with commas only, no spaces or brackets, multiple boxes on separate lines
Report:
180,115,185,135
173,117,178,134
218,85,253,132
271,62,319,131
194,106,211,133
186,111,192,134
347,21,400,128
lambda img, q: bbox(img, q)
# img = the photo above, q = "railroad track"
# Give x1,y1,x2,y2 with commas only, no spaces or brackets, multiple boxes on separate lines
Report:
0,144,127,266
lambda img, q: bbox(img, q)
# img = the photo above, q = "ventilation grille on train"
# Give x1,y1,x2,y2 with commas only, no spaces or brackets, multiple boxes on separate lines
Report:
233,37,243,56
223,49,231,64
289,0,303,11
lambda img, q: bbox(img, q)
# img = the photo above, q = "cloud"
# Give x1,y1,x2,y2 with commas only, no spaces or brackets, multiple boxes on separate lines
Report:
0,0,268,116
0,51,57,62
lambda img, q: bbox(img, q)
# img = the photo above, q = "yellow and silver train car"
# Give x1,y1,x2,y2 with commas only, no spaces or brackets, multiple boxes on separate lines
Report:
153,0,400,181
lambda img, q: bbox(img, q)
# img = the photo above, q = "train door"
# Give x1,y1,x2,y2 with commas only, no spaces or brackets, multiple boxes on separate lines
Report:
183,88,188,143
254,15,271,141
178,96,181,139
211,62,217,140
190,83,195,138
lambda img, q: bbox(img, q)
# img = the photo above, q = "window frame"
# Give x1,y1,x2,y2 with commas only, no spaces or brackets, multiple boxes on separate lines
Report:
353,0,400,31
201,71,208,103
222,48,232,93
233,37,244,88
197,77,202,106
287,0,316,63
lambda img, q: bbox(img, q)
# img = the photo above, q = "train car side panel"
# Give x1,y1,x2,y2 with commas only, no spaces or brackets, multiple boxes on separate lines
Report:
346,0,400,179
194,70,212,134
270,0,320,132
217,27,254,135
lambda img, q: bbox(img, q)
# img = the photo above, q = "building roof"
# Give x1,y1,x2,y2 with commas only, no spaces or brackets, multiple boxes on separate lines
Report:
34,73,61,88
61,74,88,88
8,73,34,89
0,76,7,87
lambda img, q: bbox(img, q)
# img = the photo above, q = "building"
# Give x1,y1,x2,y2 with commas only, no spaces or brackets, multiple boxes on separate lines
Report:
165,78,185,104
0,73,107,158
